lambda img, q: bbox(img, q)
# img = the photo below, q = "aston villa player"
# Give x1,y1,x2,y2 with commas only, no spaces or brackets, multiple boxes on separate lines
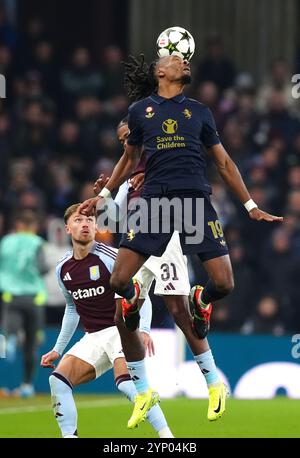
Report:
40,203,173,438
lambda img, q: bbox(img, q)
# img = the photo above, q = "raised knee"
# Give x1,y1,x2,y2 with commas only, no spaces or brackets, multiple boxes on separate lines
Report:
215,276,234,295
110,273,126,293
49,373,57,391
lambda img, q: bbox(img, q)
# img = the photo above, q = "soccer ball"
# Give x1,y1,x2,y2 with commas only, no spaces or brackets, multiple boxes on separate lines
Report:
156,26,195,61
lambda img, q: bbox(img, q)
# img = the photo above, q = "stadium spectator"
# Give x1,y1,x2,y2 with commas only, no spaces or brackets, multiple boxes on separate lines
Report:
0,1,17,51
101,45,125,99
258,228,295,327
256,59,297,113
61,46,104,113
241,295,286,336
216,242,254,331
197,33,236,90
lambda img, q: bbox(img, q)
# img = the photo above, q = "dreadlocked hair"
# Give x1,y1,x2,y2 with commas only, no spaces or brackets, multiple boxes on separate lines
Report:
123,54,157,103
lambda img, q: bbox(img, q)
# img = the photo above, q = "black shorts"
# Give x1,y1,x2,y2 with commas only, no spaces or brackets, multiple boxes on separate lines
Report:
119,192,229,262
2,295,44,337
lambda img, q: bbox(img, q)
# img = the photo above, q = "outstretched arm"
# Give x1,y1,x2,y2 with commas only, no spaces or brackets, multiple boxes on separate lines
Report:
93,174,129,222
208,143,283,222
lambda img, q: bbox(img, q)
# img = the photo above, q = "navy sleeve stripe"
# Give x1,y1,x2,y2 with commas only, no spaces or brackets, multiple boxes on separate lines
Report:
99,244,118,258
94,244,117,257
94,242,117,257
95,247,117,261
99,250,117,261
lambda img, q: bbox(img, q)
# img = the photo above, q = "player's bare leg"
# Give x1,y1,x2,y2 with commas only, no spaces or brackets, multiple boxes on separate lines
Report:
49,355,96,438
203,255,234,299
110,247,148,297
114,300,159,429
111,248,149,331
113,358,173,437
190,254,234,339
163,295,209,355
115,301,145,361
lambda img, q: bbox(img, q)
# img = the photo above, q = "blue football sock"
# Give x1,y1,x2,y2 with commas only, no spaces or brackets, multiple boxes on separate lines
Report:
126,359,149,393
49,372,78,437
117,378,171,437
194,349,220,387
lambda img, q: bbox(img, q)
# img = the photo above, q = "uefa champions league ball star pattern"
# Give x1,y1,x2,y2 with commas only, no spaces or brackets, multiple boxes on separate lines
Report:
156,26,195,61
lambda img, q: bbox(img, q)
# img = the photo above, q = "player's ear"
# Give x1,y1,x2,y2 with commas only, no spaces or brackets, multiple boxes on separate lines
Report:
65,224,71,235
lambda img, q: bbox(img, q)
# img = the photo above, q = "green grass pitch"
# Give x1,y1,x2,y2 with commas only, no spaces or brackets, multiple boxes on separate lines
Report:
0,395,299,438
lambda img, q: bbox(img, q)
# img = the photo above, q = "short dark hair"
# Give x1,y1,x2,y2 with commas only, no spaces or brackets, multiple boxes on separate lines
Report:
117,116,128,129
64,203,81,224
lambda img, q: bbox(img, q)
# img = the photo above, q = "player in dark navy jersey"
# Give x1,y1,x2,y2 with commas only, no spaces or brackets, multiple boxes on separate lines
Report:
40,203,173,437
80,54,282,426
94,119,228,421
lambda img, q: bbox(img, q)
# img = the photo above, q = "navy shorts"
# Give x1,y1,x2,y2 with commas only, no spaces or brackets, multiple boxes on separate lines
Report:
119,191,229,262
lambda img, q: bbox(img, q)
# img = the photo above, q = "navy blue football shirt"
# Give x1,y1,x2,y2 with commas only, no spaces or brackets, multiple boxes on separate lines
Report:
127,92,220,197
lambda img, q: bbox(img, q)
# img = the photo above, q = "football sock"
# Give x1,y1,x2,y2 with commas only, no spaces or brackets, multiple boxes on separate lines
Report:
194,349,220,386
198,290,210,310
119,279,136,303
201,278,228,304
126,359,149,393
49,372,78,437
117,377,173,438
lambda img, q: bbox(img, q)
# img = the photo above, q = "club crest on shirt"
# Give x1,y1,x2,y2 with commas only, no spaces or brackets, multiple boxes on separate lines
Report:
145,106,155,118
89,265,100,281
127,229,135,241
183,108,192,119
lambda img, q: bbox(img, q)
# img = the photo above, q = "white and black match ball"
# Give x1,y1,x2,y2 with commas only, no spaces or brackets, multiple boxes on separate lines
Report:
156,26,195,61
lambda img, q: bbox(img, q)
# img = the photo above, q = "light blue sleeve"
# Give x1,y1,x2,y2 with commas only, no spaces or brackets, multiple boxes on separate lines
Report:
114,181,129,209
139,294,152,335
53,264,80,355
102,181,129,222
55,263,74,307
53,304,80,355
93,244,118,274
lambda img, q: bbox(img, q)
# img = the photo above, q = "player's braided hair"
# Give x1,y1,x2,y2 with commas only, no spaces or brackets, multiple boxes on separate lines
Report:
123,54,157,103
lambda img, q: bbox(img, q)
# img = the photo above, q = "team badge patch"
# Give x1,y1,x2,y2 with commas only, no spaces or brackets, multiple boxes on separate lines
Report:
89,265,100,280
127,229,135,241
145,106,155,118
183,108,192,119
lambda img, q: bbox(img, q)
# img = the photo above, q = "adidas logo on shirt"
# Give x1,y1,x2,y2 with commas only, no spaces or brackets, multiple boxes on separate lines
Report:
164,283,175,291
63,272,72,281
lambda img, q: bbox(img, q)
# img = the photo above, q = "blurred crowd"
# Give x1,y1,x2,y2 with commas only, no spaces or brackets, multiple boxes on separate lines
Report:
0,10,300,336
